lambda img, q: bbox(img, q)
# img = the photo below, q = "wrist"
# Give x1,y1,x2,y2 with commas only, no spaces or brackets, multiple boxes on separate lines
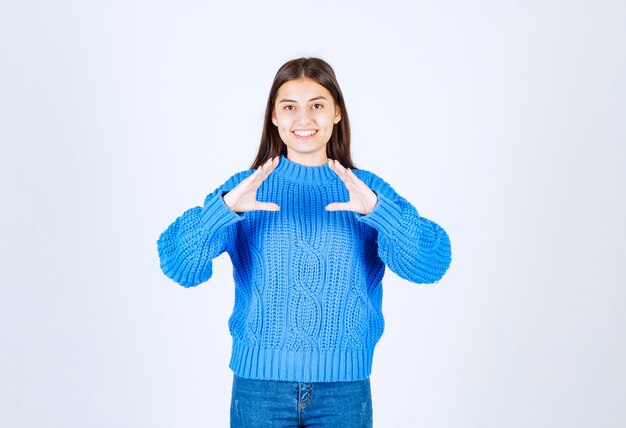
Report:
222,192,235,211
364,193,378,215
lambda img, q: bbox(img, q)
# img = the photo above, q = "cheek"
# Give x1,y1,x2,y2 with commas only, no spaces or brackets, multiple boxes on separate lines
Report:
276,120,292,136
277,119,291,132
274,114,291,128
319,113,336,128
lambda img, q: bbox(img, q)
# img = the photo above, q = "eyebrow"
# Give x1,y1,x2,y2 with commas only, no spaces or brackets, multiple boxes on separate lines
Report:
278,96,328,103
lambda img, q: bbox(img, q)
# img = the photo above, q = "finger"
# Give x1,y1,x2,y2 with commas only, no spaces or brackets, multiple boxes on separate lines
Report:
255,202,281,211
325,202,352,212
333,159,349,173
258,157,275,175
260,157,280,176
336,163,354,184
328,159,350,182
266,156,280,172
256,161,277,186
250,157,279,185
333,162,367,192
334,161,358,182
344,168,370,191
327,159,339,176
328,159,344,173
330,164,360,193
247,161,268,183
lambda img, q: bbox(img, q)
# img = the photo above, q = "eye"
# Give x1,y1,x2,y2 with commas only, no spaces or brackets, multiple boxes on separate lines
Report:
312,103,324,109
283,105,295,111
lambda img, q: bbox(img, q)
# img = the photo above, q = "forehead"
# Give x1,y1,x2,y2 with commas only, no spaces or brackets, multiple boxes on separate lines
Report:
276,78,333,101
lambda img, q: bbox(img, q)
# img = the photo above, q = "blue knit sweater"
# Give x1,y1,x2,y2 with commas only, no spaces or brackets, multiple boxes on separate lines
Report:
157,156,451,382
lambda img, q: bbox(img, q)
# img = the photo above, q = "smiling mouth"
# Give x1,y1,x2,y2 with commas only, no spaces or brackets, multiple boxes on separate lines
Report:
293,130,318,138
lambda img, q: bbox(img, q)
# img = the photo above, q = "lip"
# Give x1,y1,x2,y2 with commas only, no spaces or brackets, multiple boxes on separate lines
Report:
292,130,318,140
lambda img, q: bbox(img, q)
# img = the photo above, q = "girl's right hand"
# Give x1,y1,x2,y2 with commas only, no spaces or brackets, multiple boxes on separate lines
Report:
222,157,281,213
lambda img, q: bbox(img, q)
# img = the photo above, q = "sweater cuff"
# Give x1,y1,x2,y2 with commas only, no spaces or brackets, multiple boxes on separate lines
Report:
199,191,243,231
358,192,404,236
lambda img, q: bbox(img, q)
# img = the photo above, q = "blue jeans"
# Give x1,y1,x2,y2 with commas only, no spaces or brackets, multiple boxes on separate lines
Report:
230,374,373,427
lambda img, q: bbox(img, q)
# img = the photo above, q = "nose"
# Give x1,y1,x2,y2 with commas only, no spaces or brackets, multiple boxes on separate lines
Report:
296,108,313,126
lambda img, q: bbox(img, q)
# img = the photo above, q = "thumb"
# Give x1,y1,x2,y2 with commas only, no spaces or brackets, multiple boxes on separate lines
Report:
325,202,352,212
255,202,281,211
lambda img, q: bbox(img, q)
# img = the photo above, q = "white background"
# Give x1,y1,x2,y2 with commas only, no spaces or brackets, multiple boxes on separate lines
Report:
1,1,624,427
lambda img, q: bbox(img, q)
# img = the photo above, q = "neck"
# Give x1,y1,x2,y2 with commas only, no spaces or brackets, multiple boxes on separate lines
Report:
286,150,328,166
273,155,337,185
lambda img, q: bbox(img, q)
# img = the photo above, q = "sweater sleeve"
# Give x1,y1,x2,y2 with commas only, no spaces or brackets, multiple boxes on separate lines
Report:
355,171,452,284
156,170,252,287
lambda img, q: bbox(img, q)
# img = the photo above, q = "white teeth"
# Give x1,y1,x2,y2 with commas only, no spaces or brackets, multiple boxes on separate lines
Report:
294,130,317,137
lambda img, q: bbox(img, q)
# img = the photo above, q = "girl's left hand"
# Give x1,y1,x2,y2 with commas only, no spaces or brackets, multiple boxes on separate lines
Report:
325,159,378,215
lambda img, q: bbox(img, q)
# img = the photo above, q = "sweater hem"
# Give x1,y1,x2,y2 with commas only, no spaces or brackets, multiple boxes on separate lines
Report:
229,343,374,383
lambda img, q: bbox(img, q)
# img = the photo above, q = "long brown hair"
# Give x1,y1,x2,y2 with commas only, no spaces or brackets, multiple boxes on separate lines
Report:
250,57,356,169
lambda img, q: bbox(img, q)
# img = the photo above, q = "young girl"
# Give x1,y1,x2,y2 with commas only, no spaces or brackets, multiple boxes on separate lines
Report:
157,57,452,427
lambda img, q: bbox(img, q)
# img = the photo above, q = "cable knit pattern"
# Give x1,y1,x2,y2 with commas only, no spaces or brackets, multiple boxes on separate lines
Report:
157,156,452,382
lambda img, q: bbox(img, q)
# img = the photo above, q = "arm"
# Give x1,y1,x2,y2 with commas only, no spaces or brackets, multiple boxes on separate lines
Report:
156,171,252,288
356,171,452,284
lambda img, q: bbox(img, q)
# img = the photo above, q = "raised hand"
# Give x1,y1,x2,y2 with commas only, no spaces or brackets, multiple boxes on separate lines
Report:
325,159,378,215
223,157,281,213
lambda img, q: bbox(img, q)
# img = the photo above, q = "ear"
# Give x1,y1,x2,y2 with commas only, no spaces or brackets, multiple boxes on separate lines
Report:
334,105,342,124
271,110,278,126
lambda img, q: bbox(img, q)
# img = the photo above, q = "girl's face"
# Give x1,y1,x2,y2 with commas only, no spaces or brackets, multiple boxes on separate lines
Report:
272,78,341,166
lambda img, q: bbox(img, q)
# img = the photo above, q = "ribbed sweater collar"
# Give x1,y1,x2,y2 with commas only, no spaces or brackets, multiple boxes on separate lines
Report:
273,155,338,185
